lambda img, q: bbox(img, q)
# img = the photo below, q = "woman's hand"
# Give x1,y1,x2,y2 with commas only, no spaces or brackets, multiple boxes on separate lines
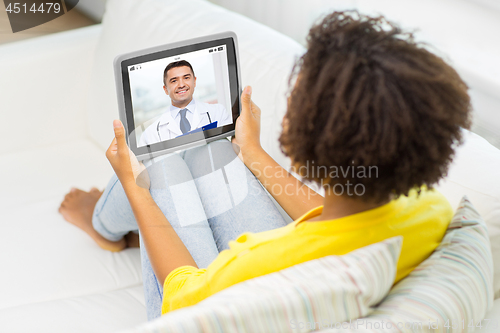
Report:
232,86,263,162
106,120,196,282
106,120,150,189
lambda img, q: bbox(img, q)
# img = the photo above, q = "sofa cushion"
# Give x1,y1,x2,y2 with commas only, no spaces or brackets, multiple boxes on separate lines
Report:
87,0,305,170
0,139,146,331
0,285,146,333
358,196,494,332
122,236,402,333
436,130,500,298
0,26,100,156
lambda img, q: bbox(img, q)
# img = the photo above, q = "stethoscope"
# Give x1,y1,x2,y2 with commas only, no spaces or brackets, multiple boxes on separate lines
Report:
157,112,212,141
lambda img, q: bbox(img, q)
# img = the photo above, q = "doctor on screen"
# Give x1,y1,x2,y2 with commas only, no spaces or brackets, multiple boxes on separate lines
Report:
138,60,232,146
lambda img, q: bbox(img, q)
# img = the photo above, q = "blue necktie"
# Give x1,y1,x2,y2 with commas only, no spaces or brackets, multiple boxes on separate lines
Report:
179,108,191,134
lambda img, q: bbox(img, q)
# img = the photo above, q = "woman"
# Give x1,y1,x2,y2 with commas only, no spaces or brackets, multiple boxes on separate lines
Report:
59,11,471,319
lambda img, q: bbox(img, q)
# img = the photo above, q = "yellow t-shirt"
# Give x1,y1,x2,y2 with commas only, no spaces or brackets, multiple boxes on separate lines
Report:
161,188,452,314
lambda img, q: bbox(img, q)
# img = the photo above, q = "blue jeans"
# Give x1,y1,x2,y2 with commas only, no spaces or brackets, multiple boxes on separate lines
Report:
91,139,287,320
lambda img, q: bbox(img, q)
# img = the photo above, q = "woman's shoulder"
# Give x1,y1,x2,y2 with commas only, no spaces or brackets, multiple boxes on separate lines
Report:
407,187,452,209
400,186,454,227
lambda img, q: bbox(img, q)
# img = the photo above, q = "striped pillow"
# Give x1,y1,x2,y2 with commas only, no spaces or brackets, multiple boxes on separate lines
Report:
123,237,402,333
334,196,494,333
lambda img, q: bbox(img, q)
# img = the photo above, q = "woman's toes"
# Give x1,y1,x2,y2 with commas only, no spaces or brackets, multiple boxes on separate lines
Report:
90,187,103,199
90,187,100,194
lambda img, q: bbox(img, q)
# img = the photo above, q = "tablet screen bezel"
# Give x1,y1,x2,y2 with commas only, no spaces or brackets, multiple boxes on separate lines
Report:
115,32,240,160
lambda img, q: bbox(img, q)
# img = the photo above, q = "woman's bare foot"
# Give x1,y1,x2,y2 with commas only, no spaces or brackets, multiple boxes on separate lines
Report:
59,187,127,252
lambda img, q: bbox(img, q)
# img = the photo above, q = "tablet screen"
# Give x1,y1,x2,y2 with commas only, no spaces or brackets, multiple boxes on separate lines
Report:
116,33,240,160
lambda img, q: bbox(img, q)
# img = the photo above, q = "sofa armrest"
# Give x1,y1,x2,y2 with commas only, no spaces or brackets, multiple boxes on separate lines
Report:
0,25,102,155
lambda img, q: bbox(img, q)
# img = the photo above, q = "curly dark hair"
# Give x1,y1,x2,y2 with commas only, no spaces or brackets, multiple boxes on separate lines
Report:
163,60,195,85
279,11,471,203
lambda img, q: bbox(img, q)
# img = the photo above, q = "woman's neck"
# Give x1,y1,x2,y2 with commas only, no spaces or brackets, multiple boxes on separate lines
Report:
306,189,390,222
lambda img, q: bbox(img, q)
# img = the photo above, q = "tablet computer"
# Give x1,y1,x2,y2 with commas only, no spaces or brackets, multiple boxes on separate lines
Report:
114,31,241,161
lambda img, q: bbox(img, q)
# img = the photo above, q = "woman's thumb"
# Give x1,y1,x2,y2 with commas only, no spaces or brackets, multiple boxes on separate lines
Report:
241,86,252,108
113,120,127,149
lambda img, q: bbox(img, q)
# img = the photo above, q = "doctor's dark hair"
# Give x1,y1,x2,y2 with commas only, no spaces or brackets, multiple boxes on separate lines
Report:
279,11,471,203
163,60,195,85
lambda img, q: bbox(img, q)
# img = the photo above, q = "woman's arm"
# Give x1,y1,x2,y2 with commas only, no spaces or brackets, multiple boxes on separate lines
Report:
241,147,322,221
233,87,323,220
106,120,197,284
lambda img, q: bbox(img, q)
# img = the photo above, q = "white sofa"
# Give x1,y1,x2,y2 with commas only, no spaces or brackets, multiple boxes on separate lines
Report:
1,0,499,331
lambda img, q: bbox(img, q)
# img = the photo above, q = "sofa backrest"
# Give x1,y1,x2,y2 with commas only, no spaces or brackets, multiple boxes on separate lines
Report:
86,0,304,170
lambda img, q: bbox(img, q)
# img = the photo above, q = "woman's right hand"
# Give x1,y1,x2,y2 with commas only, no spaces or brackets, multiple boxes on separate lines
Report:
232,86,263,162
106,120,150,189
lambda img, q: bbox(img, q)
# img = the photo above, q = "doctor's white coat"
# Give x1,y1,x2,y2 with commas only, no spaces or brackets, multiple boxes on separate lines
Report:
138,99,232,146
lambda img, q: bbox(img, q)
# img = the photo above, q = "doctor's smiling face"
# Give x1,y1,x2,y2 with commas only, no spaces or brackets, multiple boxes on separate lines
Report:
163,63,197,109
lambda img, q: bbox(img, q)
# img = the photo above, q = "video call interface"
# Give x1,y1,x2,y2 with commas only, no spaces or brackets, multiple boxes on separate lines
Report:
128,45,233,148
